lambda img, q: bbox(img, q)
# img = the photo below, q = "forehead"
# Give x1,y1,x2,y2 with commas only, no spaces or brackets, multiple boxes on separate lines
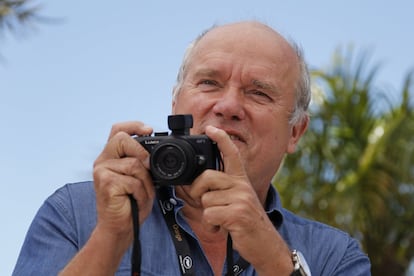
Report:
193,22,296,62
185,23,299,88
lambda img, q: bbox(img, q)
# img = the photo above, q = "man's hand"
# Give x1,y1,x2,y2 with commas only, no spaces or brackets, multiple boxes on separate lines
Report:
93,121,155,241
60,122,155,276
189,125,294,275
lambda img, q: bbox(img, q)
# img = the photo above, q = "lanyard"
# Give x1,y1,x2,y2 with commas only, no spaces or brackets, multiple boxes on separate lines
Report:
157,189,250,276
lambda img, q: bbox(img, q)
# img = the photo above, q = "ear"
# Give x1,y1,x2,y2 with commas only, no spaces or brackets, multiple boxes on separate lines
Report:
287,116,309,154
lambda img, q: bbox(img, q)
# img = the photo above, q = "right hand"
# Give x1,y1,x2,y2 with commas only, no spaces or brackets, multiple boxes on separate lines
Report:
92,121,155,244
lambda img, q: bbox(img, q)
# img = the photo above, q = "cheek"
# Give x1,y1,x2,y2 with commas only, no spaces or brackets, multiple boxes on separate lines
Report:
256,119,291,155
173,92,215,116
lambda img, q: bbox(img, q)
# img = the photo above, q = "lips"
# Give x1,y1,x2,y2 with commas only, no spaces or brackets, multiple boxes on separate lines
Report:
223,129,246,144
228,134,242,142
202,131,244,143
199,125,247,144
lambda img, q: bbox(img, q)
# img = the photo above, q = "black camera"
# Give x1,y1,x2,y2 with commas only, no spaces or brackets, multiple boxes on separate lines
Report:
134,114,222,186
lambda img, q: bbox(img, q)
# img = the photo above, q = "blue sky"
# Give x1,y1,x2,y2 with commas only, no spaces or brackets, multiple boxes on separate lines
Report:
1,1,413,274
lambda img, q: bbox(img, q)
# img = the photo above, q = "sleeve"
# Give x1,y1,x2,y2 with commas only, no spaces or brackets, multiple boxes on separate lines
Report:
330,237,371,276
12,185,83,276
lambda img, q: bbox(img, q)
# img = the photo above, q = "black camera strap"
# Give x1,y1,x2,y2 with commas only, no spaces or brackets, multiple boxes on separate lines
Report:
129,188,281,276
129,195,141,276
157,192,196,275
157,189,250,276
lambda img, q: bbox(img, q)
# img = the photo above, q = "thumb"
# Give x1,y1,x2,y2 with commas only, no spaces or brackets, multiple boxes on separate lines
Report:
205,125,246,177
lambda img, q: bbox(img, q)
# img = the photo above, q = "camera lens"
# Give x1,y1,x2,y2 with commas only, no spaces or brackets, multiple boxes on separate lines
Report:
153,144,185,178
150,140,196,183
160,150,180,170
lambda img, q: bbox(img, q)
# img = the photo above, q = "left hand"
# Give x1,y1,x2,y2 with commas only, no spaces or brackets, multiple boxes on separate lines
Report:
189,125,293,274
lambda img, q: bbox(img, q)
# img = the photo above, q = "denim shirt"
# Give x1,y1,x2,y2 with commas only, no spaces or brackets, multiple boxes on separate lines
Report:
13,181,371,275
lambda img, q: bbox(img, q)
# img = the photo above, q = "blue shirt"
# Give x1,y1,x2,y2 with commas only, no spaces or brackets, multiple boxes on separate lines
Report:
13,181,371,275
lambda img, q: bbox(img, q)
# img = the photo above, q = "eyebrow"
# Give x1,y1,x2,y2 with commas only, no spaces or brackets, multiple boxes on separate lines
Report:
191,69,281,94
192,68,221,79
252,79,280,94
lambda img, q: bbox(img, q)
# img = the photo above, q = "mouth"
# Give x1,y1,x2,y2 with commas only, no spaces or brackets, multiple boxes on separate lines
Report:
199,125,246,144
228,134,243,142
223,128,247,145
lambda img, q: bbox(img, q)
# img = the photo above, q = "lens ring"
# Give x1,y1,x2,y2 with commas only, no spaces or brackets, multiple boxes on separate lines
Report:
151,140,197,182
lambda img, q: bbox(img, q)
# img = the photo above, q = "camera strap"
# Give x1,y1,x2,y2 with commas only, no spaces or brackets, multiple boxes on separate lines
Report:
157,189,250,276
129,195,141,276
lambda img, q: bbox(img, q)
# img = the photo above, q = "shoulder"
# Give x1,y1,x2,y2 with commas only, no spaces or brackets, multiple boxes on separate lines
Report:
279,208,371,275
280,207,357,250
47,181,96,209
52,181,95,199
280,207,349,239
13,181,98,275
44,181,97,235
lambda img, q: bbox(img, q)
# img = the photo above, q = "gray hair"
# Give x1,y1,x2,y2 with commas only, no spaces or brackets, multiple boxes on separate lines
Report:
172,27,210,100
288,41,311,125
172,23,311,125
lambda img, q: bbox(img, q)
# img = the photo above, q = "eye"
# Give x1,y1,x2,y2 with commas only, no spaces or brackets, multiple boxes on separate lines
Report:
247,90,273,102
199,79,218,86
197,79,221,92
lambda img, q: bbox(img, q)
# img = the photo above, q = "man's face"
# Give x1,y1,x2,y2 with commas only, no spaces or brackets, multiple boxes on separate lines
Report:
172,23,307,194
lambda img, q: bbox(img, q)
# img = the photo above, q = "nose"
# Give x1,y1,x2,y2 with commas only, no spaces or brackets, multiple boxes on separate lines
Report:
212,88,245,121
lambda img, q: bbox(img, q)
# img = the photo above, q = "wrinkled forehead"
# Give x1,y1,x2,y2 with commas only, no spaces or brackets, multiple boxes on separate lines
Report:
185,22,299,77
182,22,300,92
196,22,295,57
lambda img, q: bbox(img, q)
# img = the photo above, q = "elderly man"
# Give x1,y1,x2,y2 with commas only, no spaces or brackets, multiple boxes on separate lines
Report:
13,21,371,275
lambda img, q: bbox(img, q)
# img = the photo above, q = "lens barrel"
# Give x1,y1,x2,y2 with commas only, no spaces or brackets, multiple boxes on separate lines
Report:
150,139,197,185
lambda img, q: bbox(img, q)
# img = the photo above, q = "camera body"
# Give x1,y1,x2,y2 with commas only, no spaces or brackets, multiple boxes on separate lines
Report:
134,114,221,186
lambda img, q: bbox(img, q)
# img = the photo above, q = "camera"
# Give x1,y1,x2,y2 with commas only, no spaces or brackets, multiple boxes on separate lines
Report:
134,114,222,186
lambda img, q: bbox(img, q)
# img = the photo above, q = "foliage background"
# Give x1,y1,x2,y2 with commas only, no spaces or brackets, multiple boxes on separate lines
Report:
275,48,414,275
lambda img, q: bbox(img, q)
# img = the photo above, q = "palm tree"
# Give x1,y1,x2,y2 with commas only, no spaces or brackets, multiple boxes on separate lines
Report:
274,46,414,275
0,0,43,37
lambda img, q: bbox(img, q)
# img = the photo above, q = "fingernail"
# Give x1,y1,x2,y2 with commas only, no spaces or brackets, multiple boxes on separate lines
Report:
206,125,217,133
143,125,153,131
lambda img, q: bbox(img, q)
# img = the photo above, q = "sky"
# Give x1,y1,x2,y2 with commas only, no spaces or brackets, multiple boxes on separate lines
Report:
1,1,413,274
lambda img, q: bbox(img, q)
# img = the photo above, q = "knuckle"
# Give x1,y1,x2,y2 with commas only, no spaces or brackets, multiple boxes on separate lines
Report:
93,166,114,187
93,157,104,169
202,208,214,223
111,131,130,146
109,123,124,137
124,158,142,176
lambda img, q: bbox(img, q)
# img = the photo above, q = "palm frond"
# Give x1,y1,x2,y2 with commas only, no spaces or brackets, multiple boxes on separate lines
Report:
275,47,414,275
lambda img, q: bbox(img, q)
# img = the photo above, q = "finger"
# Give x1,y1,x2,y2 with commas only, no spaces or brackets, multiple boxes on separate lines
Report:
94,157,155,200
95,172,152,227
198,174,257,211
95,132,150,166
190,170,231,201
204,198,278,244
94,170,147,204
108,121,153,140
202,198,262,232
200,185,233,207
190,125,248,201
94,158,155,222
202,205,234,229
205,125,246,177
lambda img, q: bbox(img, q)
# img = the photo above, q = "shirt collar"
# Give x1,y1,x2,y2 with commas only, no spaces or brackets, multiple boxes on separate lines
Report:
264,185,284,228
